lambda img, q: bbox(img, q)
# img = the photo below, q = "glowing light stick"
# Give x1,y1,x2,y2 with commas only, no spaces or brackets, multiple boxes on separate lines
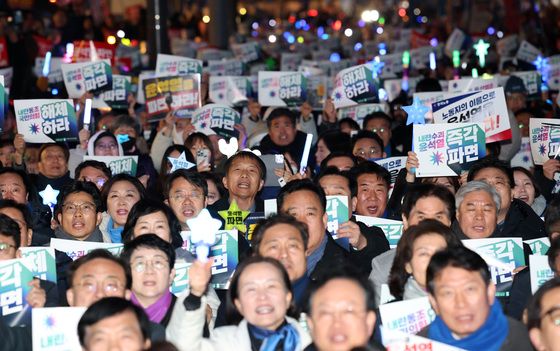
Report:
402,51,410,91
429,52,436,71
299,133,314,175
83,98,92,130
42,52,51,77
473,39,490,68
452,50,461,80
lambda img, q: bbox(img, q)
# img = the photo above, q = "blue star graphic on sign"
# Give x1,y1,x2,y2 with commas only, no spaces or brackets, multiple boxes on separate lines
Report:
168,152,196,172
403,97,429,125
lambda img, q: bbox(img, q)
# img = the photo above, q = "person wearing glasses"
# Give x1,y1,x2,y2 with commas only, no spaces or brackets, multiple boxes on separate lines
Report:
164,170,208,231
363,111,404,157
66,249,165,341
121,234,177,327
54,181,109,242
351,130,386,161
528,277,560,351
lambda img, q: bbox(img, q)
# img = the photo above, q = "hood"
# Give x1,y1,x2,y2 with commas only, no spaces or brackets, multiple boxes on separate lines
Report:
87,131,124,156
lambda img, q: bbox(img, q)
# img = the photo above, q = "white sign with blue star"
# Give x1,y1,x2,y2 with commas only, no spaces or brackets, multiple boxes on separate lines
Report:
168,152,196,173
529,118,560,165
14,99,79,143
403,97,429,125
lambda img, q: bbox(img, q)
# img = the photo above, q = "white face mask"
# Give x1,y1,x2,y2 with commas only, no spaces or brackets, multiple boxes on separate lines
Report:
143,129,151,140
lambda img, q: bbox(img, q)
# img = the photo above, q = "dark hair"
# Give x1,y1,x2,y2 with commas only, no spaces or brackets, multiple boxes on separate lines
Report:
415,78,443,92
351,130,385,150
545,197,560,238
315,166,356,197
467,157,515,189
266,108,296,127
320,152,358,171
252,214,309,252
0,199,32,229
78,297,151,346
0,167,33,201
317,130,352,154
388,220,463,300
121,234,176,270
199,171,227,200
110,115,141,136
164,169,208,199
0,213,21,249
185,132,215,166
362,111,392,131
277,179,326,213
38,143,70,163
527,277,560,330
349,161,391,190
426,246,491,295
307,264,376,313
121,199,183,249
55,181,102,219
75,160,112,182
226,256,293,325
548,236,560,273
100,174,146,212
159,145,192,176
223,151,267,182
338,117,360,131
401,183,456,221
67,249,132,289
512,166,541,197
420,176,460,193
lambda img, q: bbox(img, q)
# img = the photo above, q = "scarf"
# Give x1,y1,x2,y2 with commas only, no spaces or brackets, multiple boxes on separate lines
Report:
248,321,300,351
131,290,173,324
54,226,104,242
402,276,427,300
428,302,508,351
107,217,123,243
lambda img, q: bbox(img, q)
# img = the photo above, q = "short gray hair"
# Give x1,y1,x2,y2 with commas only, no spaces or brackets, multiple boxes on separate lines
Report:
455,180,501,212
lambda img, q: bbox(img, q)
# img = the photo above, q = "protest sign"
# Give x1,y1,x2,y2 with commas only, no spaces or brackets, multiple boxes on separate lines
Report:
155,53,203,76
0,76,5,133
546,64,560,90
34,57,64,84
326,196,349,240
331,64,379,109
231,42,260,63
0,37,9,67
208,76,251,106
96,74,132,109
244,212,266,242
191,103,241,138
462,237,525,297
142,74,201,121
530,255,554,294
337,103,389,128
83,155,138,176
207,59,245,76
445,28,466,58
14,99,78,143
432,88,511,143
511,71,542,96
50,238,123,261
516,40,542,63
72,40,115,63
32,307,86,351
413,91,447,123
529,118,560,165
496,35,518,57
258,71,306,107
525,237,551,256
413,123,486,177
281,53,303,71
383,76,422,100
447,77,498,93
218,201,250,233
61,60,112,98
136,70,155,104
355,215,404,248
379,53,403,78
20,247,57,284
264,199,277,217
379,297,436,335
197,48,233,62
511,137,533,169
0,258,34,326
307,75,328,109
410,46,434,69
381,327,466,351
375,157,407,186
174,230,239,291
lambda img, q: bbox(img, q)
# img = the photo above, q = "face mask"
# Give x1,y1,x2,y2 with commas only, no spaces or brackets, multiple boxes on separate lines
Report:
117,134,136,152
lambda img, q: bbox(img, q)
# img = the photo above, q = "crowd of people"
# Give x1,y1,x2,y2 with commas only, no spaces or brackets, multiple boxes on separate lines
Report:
1,1,560,351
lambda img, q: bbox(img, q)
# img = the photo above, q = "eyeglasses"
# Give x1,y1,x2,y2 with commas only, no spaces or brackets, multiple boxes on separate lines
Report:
314,305,367,323
170,191,203,202
76,278,123,294
371,128,387,134
542,306,560,326
62,202,96,214
132,259,169,273
354,147,381,158
0,243,16,252
95,143,118,151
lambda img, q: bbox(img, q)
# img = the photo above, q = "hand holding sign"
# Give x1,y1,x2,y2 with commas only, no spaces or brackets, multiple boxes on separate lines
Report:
186,209,221,263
